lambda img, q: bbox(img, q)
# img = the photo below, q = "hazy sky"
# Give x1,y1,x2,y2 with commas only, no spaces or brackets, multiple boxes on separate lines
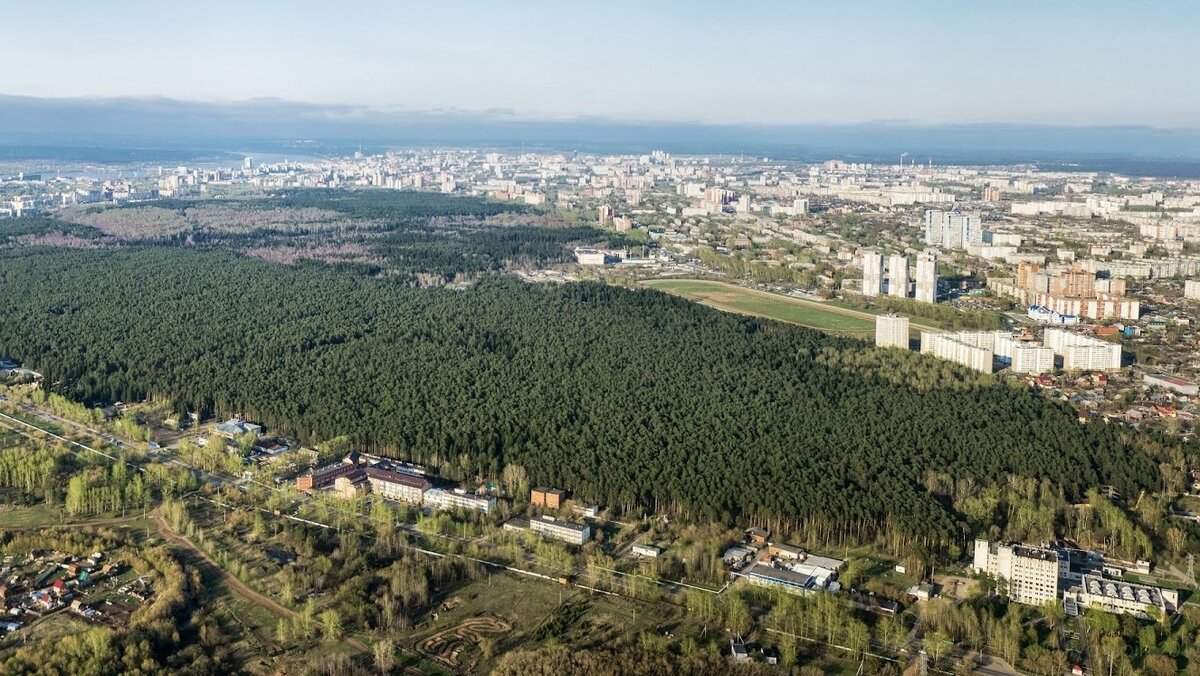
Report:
6,0,1198,127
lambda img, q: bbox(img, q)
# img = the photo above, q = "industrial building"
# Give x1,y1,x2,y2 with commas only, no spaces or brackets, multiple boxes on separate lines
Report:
1065,574,1179,618
1143,372,1199,396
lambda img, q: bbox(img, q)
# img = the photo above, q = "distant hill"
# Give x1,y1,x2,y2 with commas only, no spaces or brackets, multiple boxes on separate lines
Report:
3,94,1200,174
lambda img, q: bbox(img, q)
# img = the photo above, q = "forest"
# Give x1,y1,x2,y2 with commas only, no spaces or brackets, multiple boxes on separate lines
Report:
23,190,624,283
0,245,1166,553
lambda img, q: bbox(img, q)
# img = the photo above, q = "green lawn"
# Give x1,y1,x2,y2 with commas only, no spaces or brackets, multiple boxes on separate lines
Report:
643,280,876,335
0,503,68,528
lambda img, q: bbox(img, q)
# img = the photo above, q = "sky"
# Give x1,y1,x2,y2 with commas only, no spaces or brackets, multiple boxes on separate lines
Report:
4,0,1199,127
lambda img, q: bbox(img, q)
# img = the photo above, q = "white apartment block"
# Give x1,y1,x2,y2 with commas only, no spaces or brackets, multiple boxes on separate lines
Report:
925,210,981,249
1043,329,1122,371
424,488,496,513
1011,344,1055,374
920,331,994,373
862,250,884,297
915,251,938,303
887,254,909,297
529,515,592,545
875,314,910,350
973,540,1061,606
1185,279,1200,300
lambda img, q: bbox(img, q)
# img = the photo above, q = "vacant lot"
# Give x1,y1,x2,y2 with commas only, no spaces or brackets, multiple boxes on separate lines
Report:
642,279,878,336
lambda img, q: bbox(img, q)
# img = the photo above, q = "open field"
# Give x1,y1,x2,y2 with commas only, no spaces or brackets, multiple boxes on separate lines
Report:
642,279,880,336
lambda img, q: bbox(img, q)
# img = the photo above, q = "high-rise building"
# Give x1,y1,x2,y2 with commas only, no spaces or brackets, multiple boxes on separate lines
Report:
1050,263,1096,298
1016,261,1041,290
888,254,909,297
924,210,944,246
920,331,993,373
973,540,1061,606
861,250,884,297
983,186,1002,202
1011,344,1055,374
1043,328,1122,371
598,204,614,226
915,251,938,303
924,210,981,249
875,314,910,350
792,198,809,215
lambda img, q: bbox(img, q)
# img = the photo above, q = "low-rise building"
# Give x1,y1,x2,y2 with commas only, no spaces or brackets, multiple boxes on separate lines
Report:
364,467,430,504
424,488,495,514
632,544,662,558
1143,373,1199,396
531,486,566,510
296,458,360,492
1065,574,1179,618
332,473,369,499
215,418,264,439
529,515,591,545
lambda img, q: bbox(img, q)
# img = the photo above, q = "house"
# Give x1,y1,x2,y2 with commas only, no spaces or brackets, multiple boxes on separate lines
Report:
531,486,566,510
746,527,770,544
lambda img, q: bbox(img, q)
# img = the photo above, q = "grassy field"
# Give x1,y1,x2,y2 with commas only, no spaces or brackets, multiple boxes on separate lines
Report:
642,279,879,336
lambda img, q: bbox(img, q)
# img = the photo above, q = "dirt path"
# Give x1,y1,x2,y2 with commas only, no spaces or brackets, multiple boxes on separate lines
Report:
0,512,149,532
152,510,370,654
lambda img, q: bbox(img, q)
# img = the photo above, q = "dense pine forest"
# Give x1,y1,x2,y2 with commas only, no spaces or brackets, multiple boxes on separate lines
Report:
0,245,1161,550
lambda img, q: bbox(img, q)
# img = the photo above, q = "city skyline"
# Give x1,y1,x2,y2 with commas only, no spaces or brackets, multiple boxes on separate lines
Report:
4,0,1199,128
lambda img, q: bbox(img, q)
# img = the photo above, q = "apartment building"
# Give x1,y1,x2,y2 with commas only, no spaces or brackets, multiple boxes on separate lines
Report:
529,515,591,545
973,539,1061,606
1043,329,1122,371
364,467,430,504
920,331,994,373
424,488,496,514
875,314,910,350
